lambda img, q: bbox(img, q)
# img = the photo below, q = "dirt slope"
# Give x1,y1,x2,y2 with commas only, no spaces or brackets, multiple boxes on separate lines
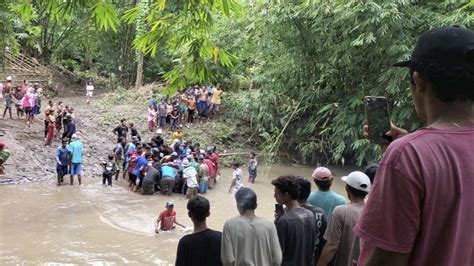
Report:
0,95,112,184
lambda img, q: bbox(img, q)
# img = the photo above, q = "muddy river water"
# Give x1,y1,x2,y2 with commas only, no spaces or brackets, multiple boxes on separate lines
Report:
0,164,356,265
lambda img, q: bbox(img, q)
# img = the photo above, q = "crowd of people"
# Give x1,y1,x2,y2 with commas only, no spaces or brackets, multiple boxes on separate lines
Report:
146,84,224,132
170,166,375,266
169,26,474,266
103,119,225,197
1,78,45,127
1,26,473,266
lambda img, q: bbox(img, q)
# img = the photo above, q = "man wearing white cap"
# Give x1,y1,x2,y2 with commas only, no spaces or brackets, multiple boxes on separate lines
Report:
151,128,164,148
316,171,370,266
308,167,347,223
182,159,199,199
67,133,83,185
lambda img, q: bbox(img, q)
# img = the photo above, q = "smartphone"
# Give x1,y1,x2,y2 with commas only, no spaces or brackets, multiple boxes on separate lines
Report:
275,204,284,216
363,96,393,144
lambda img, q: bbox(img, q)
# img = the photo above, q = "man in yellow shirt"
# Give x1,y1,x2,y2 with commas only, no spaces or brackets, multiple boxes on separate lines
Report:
172,125,184,142
210,85,224,116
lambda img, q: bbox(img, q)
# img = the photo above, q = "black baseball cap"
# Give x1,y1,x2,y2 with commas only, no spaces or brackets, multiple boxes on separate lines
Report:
393,26,474,69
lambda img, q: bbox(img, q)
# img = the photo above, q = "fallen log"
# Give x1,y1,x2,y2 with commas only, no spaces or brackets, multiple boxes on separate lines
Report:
219,152,258,157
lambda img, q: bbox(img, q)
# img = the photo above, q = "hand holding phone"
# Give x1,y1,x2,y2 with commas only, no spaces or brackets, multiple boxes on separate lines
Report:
363,96,393,144
275,204,284,217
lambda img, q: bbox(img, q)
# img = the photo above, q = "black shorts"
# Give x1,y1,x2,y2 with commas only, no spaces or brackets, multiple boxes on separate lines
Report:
24,107,32,114
129,173,137,184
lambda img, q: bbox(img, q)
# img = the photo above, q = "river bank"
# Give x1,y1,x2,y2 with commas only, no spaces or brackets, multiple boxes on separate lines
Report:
0,86,253,185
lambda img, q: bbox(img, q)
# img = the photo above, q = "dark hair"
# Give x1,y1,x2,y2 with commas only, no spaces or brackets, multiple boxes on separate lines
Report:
345,184,368,199
271,175,299,200
231,160,240,167
187,195,210,222
295,176,311,200
235,187,257,211
409,62,474,102
129,122,134,127
108,154,114,160
364,164,378,184
314,179,331,191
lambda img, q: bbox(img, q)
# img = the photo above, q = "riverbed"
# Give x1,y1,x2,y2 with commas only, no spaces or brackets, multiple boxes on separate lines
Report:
0,164,356,265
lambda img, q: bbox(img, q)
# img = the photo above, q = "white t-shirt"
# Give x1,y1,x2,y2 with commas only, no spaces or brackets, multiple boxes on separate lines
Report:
86,85,94,91
232,168,243,189
183,166,198,188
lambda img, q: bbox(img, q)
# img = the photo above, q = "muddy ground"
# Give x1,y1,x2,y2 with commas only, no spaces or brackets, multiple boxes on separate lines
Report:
1,94,115,184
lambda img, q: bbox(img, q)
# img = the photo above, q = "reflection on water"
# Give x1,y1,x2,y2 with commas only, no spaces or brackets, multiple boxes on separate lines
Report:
0,164,356,265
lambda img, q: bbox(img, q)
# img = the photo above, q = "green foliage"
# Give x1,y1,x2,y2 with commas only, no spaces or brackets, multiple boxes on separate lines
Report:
3,0,473,167
127,0,241,94
91,0,120,32
222,0,473,166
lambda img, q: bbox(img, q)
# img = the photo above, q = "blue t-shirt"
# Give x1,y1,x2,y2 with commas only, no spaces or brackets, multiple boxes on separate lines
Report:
55,146,69,165
132,156,148,177
67,141,83,164
149,98,157,107
307,191,346,223
207,86,214,94
161,165,176,180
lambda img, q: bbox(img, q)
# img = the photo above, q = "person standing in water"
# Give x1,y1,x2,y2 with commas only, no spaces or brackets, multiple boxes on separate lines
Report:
68,133,84,185
55,139,70,185
248,152,258,183
228,161,243,197
155,201,186,233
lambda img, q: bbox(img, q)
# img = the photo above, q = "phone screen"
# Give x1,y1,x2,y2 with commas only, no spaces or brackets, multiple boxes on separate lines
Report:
275,204,284,216
364,96,392,144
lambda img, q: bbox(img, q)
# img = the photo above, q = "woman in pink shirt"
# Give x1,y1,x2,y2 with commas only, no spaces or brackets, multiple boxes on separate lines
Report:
147,105,157,132
22,89,33,127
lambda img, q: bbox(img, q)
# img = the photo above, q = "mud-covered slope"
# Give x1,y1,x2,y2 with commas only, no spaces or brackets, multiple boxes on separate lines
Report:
0,96,113,184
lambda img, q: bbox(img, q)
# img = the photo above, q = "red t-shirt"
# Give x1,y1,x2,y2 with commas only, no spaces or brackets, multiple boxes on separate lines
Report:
205,159,216,178
128,152,138,174
211,152,219,170
159,210,176,230
354,127,474,266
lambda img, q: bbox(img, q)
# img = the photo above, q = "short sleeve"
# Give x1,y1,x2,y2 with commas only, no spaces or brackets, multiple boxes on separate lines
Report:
354,144,423,253
323,207,343,246
221,222,235,266
268,223,283,265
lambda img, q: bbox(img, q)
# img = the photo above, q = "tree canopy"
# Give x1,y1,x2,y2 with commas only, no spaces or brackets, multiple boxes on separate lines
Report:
1,0,473,165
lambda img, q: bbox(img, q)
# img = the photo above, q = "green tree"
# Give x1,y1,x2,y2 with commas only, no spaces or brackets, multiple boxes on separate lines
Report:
223,0,473,165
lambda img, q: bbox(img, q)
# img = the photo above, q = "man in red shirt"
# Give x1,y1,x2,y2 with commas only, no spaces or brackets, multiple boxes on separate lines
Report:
155,201,185,234
354,26,474,266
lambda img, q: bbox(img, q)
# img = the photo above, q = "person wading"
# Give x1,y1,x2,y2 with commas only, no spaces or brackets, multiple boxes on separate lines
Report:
68,134,84,185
